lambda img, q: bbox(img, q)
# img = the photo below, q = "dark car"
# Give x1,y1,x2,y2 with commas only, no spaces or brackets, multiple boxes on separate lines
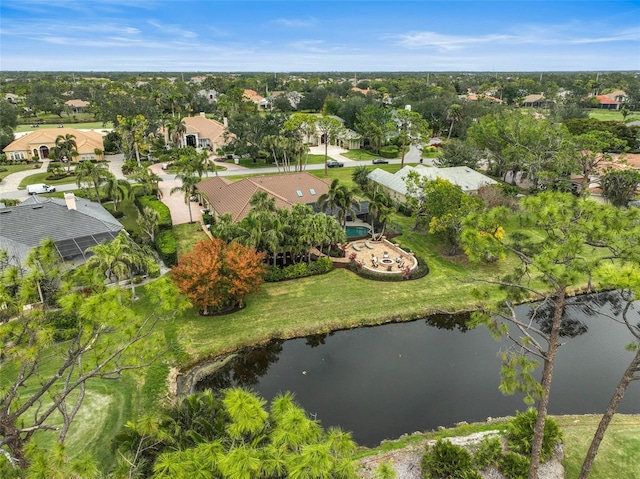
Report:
372,158,389,164
327,160,344,168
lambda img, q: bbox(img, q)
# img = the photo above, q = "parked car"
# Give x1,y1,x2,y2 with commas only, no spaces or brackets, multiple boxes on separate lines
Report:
27,183,56,195
327,160,344,168
372,158,389,164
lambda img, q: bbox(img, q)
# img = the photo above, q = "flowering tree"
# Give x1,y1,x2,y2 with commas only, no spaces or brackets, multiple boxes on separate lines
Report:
171,238,266,315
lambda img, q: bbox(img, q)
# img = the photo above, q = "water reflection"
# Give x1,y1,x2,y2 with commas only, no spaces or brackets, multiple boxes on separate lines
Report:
194,292,640,446
197,340,284,390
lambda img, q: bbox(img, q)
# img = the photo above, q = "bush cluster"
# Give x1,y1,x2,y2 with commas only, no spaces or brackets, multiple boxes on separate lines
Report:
135,195,172,230
155,229,177,266
420,410,562,479
264,257,333,282
378,145,399,158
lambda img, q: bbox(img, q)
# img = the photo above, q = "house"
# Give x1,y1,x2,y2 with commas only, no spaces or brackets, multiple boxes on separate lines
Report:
594,95,621,110
367,165,497,203
5,93,22,104
0,193,122,266
521,94,555,108
198,89,218,103
243,89,270,109
2,127,104,161
195,172,332,222
602,90,628,103
300,115,363,150
166,113,231,151
64,99,90,114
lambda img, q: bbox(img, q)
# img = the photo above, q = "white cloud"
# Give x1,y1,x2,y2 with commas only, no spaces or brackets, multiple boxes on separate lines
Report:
147,20,197,39
271,17,315,28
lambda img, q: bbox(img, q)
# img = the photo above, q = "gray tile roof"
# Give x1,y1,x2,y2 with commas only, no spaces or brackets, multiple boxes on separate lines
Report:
367,165,497,196
0,195,122,263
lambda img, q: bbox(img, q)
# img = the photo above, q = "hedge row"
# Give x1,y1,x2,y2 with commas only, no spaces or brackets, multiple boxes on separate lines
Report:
135,195,172,230
264,257,333,282
155,229,177,266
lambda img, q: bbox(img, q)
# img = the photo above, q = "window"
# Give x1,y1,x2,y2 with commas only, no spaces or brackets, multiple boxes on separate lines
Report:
10,152,25,160
296,190,303,197
310,188,316,195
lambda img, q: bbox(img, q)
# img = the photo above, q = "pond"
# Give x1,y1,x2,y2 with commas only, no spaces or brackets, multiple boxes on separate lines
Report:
195,292,640,447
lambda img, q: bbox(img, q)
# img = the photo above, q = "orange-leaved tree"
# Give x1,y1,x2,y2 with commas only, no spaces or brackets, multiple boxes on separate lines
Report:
171,238,266,315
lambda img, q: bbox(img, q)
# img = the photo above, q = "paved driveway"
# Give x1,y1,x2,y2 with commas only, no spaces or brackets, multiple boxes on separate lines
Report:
148,163,202,225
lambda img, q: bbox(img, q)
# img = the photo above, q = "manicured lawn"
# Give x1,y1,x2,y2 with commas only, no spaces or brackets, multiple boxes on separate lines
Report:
588,109,639,122
310,163,403,185
554,415,640,479
0,162,43,180
173,222,209,257
342,149,379,161
15,120,111,132
103,198,141,235
18,171,77,188
353,414,640,479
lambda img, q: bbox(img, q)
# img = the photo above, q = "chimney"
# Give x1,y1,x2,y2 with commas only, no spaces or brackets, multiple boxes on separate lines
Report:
200,111,206,117
223,116,228,128
64,192,77,210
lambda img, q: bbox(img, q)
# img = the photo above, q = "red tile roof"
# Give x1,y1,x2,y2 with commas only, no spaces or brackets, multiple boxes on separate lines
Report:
196,172,331,221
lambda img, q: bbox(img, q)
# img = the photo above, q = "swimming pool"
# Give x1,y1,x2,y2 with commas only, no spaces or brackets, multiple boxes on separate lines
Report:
345,225,371,239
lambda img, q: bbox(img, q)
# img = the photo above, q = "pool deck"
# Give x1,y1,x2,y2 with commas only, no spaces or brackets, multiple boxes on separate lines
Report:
347,238,417,274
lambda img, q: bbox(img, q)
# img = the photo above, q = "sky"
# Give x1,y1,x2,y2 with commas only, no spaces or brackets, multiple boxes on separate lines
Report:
1,0,639,72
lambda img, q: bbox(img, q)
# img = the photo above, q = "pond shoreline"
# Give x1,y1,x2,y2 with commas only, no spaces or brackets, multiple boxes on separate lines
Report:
172,283,598,399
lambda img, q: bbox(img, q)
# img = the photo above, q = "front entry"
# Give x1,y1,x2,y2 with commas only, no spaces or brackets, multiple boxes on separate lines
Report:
186,134,197,147
38,146,50,159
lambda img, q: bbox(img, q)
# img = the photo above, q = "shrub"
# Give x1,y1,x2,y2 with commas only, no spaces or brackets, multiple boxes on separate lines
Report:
45,310,79,342
473,435,503,469
505,409,562,463
110,209,125,219
135,196,172,230
379,146,399,158
499,452,529,479
155,229,177,266
421,439,482,479
264,257,333,282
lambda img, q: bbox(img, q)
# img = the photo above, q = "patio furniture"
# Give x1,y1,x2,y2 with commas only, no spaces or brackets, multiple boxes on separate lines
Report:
365,241,374,249
353,244,362,252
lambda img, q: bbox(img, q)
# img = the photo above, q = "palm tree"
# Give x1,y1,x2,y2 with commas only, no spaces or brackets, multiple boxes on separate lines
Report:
368,187,394,240
170,172,199,223
446,104,464,140
75,160,109,202
133,167,162,197
54,133,78,173
316,179,360,228
102,172,131,210
168,119,187,148
85,232,153,299
351,165,371,192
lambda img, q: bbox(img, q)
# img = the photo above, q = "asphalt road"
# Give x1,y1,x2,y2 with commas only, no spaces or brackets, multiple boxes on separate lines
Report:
0,146,426,201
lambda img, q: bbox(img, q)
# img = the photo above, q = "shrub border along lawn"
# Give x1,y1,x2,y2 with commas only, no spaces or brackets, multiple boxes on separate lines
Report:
353,414,640,479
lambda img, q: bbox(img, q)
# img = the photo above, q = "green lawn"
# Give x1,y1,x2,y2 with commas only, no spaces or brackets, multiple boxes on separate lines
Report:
555,415,640,479
15,121,112,132
0,162,43,180
587,109,640,122
18,171,77,188
353,414,640,479
342,149,379,161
